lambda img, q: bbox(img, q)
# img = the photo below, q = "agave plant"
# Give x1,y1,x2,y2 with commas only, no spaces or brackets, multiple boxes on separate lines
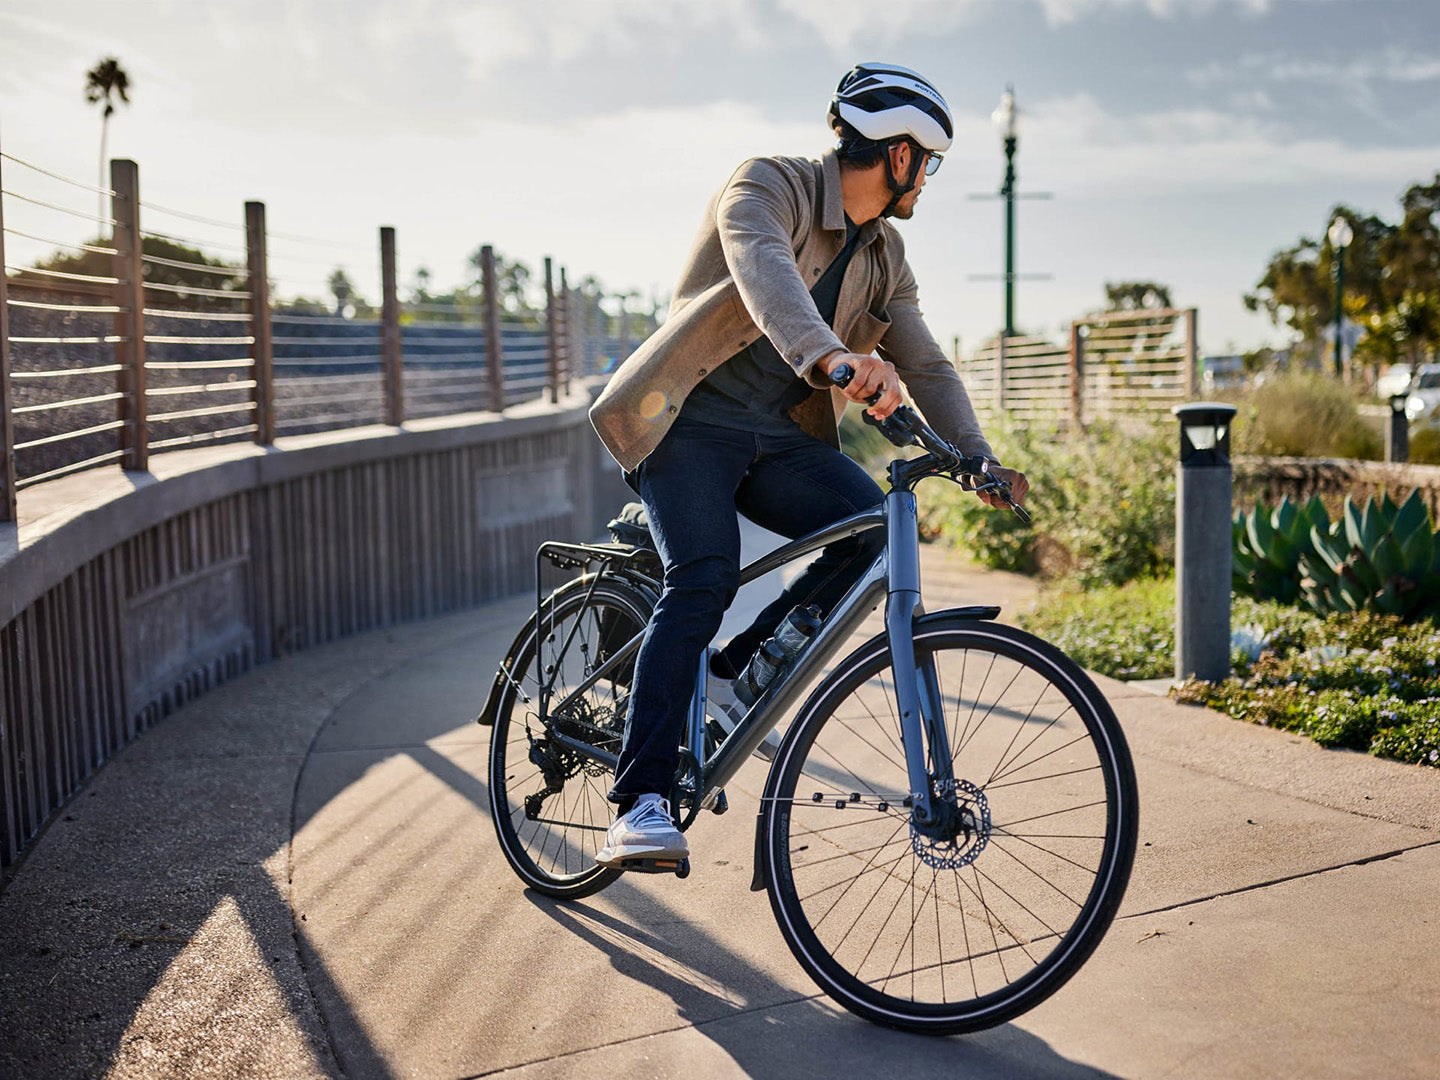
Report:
1298,491,1440,621
1233,495,1331,604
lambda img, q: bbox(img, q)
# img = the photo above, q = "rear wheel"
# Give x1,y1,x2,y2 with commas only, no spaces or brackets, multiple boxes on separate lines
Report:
762,617,1138,1034
488,577,652,898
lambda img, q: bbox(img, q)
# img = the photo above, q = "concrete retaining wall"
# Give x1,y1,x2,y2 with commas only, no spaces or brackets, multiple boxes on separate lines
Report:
1234,456,1440,517
0,389,631,869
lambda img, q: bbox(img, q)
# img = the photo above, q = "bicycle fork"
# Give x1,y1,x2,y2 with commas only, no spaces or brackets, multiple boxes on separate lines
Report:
884,490,959,834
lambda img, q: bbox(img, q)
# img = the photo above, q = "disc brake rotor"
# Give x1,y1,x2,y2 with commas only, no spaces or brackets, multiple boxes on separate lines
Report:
911,778,990,870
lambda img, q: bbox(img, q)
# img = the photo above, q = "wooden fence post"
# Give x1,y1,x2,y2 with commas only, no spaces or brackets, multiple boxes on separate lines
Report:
1069,320,1084,427
559,266,571,395
544,257,558,404
111,159,147,471
481,245,504,412
380,226,403,426
1184,307,1199,399
994,333,1007,413
0,149,17,521
245,201,275,445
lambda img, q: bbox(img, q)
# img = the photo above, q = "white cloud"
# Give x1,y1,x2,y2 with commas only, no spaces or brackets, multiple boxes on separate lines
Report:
1189,47,1440,87
773,0,988,53
1014,92,1440,194
1038,0,1272,25
446,0,764,77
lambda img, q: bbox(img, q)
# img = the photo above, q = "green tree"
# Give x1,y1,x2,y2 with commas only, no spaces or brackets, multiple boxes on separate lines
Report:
1103,281,1172,311
467,247,536,322
1360,176,1440,372
328,268,357,317
84,57,131,219
9,234,243,311
1246,182,1440,380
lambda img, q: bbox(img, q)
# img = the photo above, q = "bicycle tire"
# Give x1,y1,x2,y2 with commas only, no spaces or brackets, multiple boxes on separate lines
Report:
488,576,654,899
761,616,1138,1034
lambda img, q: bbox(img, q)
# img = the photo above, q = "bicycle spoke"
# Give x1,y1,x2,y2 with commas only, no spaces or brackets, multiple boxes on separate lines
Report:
805,823,912,931
987,838,1088,908
987,721,1086,789
984,761,1101,791
764,621,1136,1031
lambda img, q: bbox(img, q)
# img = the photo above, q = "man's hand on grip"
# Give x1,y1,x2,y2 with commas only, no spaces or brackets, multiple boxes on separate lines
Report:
820,352,902,419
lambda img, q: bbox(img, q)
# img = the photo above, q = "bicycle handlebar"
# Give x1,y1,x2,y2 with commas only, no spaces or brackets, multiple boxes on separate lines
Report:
829,363,1031,525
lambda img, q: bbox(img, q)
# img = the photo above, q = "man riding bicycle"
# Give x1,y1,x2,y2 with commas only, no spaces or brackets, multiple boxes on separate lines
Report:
588,63,1028,867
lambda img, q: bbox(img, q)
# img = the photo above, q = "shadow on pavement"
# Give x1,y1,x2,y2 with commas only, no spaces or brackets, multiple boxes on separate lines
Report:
529,891,1120,1080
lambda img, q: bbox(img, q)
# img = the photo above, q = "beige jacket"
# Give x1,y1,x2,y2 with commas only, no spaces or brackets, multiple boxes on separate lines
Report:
589,149,994,472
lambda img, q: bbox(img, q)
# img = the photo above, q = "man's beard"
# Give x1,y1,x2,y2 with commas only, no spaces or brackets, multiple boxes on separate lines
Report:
888,192,919,220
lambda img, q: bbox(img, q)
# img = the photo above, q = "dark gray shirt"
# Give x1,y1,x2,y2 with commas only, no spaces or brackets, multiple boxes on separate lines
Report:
681,214,864,434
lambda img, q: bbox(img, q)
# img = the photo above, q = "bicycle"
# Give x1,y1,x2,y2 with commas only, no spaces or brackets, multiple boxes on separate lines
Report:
477,368,1138,1034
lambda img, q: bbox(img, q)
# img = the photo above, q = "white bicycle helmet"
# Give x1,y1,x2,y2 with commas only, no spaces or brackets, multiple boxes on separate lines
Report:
828,63,953,153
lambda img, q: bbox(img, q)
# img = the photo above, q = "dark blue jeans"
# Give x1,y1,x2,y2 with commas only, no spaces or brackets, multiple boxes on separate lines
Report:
610,416,885,803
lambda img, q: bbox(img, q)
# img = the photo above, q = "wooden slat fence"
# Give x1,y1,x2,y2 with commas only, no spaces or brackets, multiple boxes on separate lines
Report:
959,307,1198,425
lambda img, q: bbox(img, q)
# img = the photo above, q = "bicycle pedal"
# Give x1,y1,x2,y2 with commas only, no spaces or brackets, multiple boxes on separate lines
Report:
617,856,691,879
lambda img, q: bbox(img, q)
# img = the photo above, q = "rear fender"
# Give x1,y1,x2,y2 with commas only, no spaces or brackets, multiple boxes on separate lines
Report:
475,570,658,726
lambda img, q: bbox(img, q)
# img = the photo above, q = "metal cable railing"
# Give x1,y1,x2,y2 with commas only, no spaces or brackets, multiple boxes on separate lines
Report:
2,147,653,518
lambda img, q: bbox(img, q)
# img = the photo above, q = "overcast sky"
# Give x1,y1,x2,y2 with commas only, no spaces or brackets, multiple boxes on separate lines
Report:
2,0,1438,355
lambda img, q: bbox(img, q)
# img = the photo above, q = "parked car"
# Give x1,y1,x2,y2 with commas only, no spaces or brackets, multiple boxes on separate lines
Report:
1376,363,1414,399
1405,364,1440,422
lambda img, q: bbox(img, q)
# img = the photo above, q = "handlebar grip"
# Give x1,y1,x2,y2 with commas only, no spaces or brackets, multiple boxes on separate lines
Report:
828,363,883,407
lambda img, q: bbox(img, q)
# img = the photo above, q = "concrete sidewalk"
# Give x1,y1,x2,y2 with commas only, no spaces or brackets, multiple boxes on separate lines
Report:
2,542,1438,1080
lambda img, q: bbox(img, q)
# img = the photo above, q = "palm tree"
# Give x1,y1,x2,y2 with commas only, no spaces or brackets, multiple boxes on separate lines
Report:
84,56,131,223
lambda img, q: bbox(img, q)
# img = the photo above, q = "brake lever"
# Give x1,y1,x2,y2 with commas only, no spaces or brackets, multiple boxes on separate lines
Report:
956,468,1033,527
831,363,1031,525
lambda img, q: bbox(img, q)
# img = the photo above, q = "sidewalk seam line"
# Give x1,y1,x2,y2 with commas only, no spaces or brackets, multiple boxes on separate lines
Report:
455,992,829,1079
1133,748,1440,832
1119,837,1440,921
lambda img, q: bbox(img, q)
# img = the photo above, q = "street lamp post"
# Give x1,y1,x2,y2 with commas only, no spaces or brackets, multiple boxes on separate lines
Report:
1327,215,1353,381
992,87,1019,338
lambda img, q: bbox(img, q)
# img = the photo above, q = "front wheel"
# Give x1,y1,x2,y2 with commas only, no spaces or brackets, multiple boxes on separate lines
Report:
761,617,1138,1034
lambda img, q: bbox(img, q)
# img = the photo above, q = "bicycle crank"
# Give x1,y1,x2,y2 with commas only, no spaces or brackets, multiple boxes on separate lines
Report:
615,856,691,879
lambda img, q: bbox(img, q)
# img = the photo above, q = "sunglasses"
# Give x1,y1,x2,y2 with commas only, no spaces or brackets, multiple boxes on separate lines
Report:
891,141,943,176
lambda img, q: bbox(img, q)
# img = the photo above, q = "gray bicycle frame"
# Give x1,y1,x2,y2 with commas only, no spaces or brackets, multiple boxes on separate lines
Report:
544,484,955,827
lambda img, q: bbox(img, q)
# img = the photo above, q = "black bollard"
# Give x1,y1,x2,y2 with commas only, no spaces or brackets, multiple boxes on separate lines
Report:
1387,394,1409,463
1173,402,1238,683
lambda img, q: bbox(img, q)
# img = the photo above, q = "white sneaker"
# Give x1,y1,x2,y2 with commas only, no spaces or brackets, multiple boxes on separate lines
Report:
595,794,689,866
705,648,781,761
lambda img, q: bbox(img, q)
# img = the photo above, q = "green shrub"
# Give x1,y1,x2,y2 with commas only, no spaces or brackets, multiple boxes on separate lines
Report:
1232,495,1329,605
1409,425,1440,465
1231,373,1380,459
1300,491,1440,621
1023,573,1440,767
1019,578,1175,679
1019,578,1322,681
1173,613,1440,767
921,418,1175,587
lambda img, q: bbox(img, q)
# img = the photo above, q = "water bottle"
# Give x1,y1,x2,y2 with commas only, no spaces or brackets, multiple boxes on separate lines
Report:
734,605,823,706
